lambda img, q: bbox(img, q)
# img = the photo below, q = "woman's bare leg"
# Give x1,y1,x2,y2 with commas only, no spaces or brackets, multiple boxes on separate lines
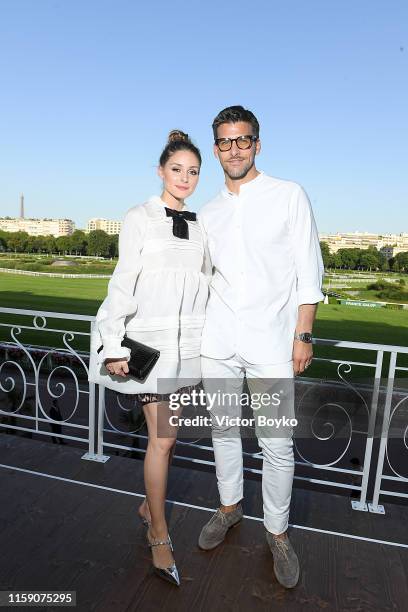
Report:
142,400,178,568
138,443,176,524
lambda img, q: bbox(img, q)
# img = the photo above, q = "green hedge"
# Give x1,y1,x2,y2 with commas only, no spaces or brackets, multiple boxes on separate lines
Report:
384,302,403,310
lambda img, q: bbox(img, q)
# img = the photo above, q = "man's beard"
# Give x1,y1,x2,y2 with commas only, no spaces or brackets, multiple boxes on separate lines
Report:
222,156,255,180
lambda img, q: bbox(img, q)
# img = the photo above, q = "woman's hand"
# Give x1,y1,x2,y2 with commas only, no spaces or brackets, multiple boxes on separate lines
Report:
104,358,129,377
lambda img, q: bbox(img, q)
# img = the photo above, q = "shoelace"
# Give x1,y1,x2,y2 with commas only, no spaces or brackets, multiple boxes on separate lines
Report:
218,509,230,525
273,537,290,563
209,508,230,527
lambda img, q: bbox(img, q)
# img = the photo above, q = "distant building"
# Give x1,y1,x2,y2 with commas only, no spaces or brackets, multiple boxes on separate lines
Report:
87,218,122,235
319,232,408,259
0,195,75,237
0,217,75,237
379,244,408,260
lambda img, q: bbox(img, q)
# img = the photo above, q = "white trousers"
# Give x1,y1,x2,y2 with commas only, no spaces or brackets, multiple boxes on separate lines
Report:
201,354,295,535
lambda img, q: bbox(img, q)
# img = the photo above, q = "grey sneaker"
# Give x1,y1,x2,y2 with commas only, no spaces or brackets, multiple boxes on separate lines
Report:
266,531,300,588
198,504,243,550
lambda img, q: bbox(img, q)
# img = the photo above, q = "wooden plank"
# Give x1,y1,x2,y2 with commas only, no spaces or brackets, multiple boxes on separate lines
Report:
0,436,407,611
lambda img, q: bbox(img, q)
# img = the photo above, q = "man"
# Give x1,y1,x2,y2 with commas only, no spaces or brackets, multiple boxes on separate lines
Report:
198,105,324,588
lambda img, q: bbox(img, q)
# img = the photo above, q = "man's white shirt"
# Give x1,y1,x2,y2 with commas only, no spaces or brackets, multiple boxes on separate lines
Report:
198,170,324,365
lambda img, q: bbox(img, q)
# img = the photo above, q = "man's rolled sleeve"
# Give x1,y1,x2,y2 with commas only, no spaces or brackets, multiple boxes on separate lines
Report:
289,185,325,306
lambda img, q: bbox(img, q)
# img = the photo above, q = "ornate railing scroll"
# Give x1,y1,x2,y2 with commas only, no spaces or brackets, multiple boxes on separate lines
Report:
291,341,386,511
0,307,97,458
1,307,408,514
98,334,408,514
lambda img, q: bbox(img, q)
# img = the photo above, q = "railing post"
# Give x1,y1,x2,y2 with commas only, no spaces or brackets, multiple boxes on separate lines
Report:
368,351,397,514
352,350,383,511
96,384,109,461
87,382,96,456
81,322,109,463
82,384,109,462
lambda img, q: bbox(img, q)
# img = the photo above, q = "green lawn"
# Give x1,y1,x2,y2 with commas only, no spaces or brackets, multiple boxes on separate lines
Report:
0,274,108,351
0,273,108,314
312,302,408,378
1,273,407,377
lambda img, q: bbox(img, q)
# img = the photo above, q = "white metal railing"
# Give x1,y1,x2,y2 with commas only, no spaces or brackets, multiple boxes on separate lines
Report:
0,307,98,459
0,306,407,514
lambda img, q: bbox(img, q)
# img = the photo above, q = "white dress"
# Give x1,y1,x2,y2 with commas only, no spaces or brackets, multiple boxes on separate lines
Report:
88,195,210,394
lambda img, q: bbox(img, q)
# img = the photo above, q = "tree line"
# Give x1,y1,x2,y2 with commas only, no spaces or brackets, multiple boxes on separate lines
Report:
0,229,119,258
320,242,408,272
1,231,407,270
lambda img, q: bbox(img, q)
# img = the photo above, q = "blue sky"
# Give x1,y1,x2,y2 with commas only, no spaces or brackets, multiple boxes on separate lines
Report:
0,0,407,233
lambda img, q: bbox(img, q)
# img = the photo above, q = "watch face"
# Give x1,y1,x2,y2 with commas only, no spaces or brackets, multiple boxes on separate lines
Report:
300,333,312,343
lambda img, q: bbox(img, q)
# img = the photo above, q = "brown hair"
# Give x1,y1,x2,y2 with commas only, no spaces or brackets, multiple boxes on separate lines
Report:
212,105,260,139
159,130,202,167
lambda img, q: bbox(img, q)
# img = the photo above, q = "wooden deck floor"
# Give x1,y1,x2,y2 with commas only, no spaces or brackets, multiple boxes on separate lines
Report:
0,433,407,612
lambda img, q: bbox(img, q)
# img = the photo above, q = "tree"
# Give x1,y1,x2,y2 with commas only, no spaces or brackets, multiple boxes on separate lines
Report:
55,235,72,254
332,252,342,269
34,235,48,253
378,251,388,272
389,257,398,271
70,230,88,255
0,230,7,252
44,235,56,254
87,230,111,257
359,250,380,271
25,236,38,253
109,234,119,258
6,231,29,253
337,248,360,270
319,241,330,268
394,251,408,272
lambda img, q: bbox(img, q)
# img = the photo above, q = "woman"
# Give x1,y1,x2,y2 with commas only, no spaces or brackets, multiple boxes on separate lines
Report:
88,130,209,586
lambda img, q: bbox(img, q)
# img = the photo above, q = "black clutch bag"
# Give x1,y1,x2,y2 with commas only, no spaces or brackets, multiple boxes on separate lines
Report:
97,335,160,382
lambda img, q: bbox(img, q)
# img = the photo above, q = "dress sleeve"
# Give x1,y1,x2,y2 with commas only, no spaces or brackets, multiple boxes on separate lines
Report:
197,212,213,279
97,205,147,363
288,185,325,306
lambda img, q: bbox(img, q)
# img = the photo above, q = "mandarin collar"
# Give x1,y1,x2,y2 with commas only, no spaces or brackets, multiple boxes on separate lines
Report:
221,170,265,198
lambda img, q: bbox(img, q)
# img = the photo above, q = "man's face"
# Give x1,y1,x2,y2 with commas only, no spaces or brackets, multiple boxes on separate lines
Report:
213,121,261,180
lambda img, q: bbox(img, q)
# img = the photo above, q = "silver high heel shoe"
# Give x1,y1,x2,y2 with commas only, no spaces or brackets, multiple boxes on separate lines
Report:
147,531,180,586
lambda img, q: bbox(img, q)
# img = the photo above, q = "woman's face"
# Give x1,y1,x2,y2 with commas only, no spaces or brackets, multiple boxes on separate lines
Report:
158,150,200,200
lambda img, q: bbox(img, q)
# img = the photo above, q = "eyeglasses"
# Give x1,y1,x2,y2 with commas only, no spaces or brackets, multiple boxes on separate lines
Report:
215,135,258,152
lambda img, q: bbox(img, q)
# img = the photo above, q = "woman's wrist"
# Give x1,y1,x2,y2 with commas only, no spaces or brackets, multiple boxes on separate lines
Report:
97,343,131,364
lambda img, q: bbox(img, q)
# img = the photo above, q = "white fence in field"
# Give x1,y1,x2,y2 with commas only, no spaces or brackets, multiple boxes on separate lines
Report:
0,268,111,279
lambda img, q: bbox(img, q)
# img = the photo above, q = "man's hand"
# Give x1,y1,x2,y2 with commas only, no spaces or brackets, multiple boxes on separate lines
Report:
104,358,129,378
292,340,313,376
293,303,318,375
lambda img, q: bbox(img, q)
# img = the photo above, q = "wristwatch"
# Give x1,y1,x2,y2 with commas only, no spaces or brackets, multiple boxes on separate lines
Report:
294,332,313,343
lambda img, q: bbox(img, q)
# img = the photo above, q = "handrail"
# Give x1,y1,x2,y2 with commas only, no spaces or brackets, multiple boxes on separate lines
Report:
0,306,407,513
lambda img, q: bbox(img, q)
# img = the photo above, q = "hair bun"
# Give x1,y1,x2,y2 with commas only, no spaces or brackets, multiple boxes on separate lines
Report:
167,129,189,144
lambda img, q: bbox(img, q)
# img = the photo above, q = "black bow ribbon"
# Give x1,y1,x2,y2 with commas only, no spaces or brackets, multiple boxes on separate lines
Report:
165,207,197,240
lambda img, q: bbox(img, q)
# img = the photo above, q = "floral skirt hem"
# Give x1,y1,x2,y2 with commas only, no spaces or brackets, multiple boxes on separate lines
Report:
132,382,202,407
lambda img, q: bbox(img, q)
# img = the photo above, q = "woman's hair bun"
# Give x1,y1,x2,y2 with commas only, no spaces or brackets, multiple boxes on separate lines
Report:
159,129,201,167
167,129,189,144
